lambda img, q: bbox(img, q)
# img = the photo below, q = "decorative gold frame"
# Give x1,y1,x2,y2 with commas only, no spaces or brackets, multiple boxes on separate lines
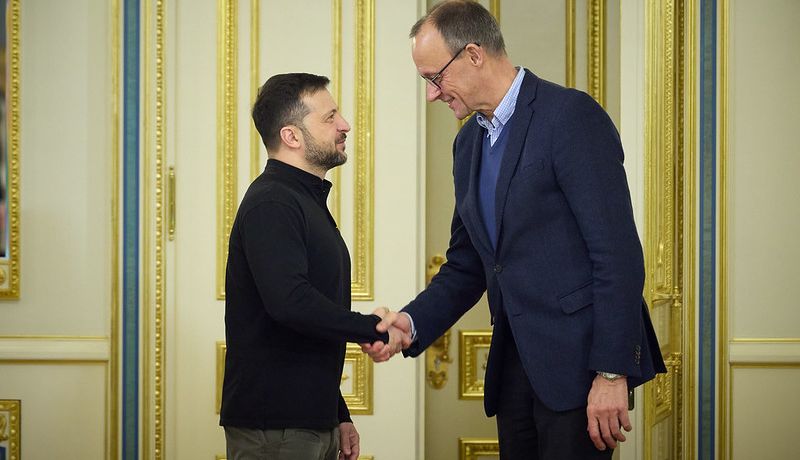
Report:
350,0,375,301
643,0,687,458
0,399,20,460
587,0,606,107
459,330,492,400
142,0,168,457
249,0,261,182
216,0,238,300
565,0,576,88
459,438,499,460
719,1,730,458
727,362,800,458
110,0,122,457
216,341,226,414
0,0,21,299
231,0,373,301
342,343,373,415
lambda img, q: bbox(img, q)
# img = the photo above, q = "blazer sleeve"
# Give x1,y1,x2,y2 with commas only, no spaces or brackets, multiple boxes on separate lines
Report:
402,205,487,356
551,91,647,377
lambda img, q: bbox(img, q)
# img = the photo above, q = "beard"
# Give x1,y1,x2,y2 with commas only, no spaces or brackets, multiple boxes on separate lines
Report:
301,126,347,171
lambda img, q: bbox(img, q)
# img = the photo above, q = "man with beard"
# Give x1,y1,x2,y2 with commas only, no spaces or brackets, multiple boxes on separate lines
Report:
220,73,409,460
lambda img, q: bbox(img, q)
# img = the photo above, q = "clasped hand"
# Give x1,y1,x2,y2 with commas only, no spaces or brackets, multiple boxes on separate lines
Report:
359,307,412,362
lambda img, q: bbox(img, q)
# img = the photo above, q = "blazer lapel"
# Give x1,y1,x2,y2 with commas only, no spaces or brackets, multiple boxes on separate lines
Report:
493,71,539,250
462,123,494,256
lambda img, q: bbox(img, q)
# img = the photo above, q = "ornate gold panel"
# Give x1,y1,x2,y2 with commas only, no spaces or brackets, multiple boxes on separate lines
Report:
342,343,373,415
587,0,606,106
566,0,576,88
142,0,168,457
249,0,261,182
237,0,373,301
643,0,686,458
0,400,20,460
350,0,375,301
459,438,499,460
459,330,492,400
216,0,238,300
0,0,21,299
110,0,122,457
216,341,226,414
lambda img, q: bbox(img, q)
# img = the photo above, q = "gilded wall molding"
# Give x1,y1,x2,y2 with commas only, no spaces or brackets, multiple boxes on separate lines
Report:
729,339,800,364
154,0,167,457
0,400,20,460
684,0,698,457
459,330,491,399
0,336,110,361
342,343,373,414
643,0,685,458
143,0,168,457
459,438,499,460
249,0,260,181
329,0,342,225
0,0,21,299
587,0,606,107
490,0,501,24
110,0,122,457
566,0,576,88
351,0,375,300
728,362,800,458
217,0,238,300
244,1,350,289
216,341,225,414
719,0,730,458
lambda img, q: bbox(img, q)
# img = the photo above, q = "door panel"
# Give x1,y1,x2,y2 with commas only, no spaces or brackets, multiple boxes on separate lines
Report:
157,1,422,458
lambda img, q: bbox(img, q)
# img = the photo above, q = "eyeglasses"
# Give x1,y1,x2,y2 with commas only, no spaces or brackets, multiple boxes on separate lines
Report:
421,42,479,90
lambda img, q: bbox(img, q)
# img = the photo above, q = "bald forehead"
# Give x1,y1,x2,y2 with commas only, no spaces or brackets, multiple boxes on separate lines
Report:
411,22,450,71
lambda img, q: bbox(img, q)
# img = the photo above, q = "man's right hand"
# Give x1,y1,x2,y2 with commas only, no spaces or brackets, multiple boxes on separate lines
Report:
360,308,412,362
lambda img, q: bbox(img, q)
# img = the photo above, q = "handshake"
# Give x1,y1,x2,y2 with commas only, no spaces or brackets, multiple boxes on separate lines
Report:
360,307,413,362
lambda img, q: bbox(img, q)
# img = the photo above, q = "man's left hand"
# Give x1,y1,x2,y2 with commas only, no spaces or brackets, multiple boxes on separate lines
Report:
586,374,631,451
338,422,360,460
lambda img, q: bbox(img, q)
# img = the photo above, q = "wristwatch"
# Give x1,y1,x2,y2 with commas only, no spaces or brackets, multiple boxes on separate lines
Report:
597,371,625,382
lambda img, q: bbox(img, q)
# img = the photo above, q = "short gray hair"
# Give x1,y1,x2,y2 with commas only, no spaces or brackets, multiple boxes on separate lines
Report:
409,0,505,57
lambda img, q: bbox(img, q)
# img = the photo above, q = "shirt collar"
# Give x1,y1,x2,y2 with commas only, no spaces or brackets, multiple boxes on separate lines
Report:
476,67,526,131
265,159,332,199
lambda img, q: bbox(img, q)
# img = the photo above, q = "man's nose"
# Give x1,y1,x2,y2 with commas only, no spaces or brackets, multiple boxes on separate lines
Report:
425,82,441,102
338,116,351,132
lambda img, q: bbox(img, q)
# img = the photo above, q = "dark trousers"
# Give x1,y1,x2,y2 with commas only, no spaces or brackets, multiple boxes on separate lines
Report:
495,337,613,460
224,426,339,460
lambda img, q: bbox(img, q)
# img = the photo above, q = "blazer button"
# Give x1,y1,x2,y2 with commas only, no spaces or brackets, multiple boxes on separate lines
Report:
493,264,503,273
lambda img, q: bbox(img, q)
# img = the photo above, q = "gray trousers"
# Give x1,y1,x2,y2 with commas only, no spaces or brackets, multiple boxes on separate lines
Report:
225,426,340,460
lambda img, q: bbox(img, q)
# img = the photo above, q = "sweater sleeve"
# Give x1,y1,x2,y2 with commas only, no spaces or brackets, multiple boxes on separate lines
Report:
337,391,352,423
241,200,389,344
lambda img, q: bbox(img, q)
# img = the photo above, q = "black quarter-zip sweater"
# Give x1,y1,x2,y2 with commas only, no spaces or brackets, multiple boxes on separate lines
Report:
220,159,389,430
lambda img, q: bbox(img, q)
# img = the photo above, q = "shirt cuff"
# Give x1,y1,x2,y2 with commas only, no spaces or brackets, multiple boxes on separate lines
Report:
401,312,417,342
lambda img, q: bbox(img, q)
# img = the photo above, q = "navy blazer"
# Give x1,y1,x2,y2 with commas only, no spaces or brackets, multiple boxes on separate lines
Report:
403,70,666,414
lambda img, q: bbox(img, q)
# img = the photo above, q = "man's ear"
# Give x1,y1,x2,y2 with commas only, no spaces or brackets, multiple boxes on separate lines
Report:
466,43,483,66
280,126,302,149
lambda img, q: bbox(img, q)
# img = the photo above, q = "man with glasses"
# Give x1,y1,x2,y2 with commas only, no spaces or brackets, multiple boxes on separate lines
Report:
363,1,665,459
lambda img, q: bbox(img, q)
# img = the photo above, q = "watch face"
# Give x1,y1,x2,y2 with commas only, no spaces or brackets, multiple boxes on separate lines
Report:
600,372,622,381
